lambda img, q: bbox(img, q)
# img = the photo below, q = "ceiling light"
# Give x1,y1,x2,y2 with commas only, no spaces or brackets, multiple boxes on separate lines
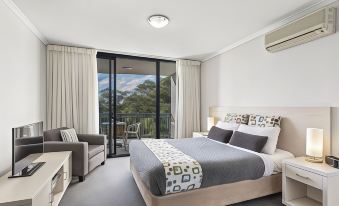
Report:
122,66,133,70
148,15,169,28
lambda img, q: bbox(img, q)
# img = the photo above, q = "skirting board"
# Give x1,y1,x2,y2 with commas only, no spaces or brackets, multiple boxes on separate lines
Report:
131,163,282,206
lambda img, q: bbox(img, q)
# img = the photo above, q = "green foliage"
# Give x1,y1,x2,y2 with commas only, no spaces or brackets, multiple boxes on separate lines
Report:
118,80,156,113
159,76,171,113
99,76,172,114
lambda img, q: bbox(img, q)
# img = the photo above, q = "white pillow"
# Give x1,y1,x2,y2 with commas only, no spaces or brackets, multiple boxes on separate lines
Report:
60,128,79,143
215,121,240,131
237,124,280,154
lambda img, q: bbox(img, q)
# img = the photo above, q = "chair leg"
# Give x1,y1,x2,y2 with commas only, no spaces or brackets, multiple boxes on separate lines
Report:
79,176,85,182
136,132,140,140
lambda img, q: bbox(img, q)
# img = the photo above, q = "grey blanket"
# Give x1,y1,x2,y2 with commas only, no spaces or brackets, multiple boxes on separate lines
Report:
130,137,265,196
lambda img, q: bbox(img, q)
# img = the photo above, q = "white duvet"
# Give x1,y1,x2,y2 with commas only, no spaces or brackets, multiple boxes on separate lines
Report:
227,144,294,176
208,138,294,176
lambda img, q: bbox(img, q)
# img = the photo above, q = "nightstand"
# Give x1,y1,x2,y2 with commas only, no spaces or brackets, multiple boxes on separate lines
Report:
192,131,208,138
282,157,339,206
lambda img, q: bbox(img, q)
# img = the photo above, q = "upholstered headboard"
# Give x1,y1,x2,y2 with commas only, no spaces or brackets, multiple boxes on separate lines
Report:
209,106,331,157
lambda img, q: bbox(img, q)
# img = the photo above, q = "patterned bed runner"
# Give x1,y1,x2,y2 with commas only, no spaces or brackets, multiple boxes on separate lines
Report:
142,139,203,194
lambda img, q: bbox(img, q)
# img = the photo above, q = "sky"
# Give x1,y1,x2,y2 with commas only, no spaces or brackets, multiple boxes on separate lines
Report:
98,74,156,93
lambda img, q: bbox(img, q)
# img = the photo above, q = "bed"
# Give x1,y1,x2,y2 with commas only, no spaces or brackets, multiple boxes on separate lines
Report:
130,106,331,206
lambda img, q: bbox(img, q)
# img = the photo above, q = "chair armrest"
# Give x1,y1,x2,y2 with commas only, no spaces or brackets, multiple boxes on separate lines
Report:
78,134,107,161
77,134,107,146
44,141,89,176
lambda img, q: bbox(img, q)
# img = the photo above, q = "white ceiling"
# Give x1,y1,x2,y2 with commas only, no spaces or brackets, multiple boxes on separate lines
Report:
13,0,319,60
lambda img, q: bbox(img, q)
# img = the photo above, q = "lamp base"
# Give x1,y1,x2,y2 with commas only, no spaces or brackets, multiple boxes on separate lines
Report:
305,156,323,163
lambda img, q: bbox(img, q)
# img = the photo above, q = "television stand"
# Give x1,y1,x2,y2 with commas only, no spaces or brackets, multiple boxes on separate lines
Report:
0,152,72,206
9,162,45,178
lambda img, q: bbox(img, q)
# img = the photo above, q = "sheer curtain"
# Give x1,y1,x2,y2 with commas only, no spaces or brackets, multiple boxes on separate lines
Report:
175,59,201,138
46,45,99,134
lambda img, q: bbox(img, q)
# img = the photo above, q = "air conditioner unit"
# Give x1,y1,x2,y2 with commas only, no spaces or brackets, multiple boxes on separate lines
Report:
265,8,336,52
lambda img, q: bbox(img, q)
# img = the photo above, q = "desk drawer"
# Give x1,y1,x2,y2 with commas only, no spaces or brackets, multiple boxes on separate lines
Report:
285,164,323,189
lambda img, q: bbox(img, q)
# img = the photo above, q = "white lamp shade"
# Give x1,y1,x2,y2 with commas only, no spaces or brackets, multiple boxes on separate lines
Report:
207,117,216,131
306,128,323,158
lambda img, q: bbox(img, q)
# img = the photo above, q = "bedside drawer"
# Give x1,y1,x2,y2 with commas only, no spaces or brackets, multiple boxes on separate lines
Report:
285,164,323,189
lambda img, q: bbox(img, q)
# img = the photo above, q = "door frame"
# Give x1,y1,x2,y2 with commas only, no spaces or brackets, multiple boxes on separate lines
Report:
97,52,175,158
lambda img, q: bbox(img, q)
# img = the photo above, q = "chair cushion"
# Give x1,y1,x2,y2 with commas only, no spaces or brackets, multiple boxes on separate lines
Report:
88,145,105,159
60,128,79,142
44,127,68,141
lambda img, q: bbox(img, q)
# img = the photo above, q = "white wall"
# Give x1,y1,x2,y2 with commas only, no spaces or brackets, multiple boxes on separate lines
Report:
0,1,46,176
201,9,339,157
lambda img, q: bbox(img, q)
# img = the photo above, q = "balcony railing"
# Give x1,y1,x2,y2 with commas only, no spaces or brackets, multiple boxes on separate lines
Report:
99,112,173,139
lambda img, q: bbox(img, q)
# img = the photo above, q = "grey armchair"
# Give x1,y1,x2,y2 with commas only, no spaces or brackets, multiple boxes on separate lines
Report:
43,127,106,182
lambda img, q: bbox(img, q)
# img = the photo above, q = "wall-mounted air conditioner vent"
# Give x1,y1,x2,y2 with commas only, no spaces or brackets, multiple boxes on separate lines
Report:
265,8,336,52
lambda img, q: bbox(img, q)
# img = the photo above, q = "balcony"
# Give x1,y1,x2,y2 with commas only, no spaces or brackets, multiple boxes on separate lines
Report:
97,56,176,156
99,112,174,150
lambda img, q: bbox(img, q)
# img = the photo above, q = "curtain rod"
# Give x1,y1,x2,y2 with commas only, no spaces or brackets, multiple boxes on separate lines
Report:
97,49,177,62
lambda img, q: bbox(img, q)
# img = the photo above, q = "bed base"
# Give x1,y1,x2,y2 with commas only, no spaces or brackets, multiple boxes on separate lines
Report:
131,164,282,206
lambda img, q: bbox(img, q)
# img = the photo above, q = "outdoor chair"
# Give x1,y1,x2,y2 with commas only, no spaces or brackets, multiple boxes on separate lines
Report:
125,123,141,143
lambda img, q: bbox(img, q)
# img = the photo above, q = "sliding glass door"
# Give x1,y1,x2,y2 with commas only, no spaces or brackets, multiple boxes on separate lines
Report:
97,58,115,156
97,53,175,157
115,57,157,155
159,61,176,138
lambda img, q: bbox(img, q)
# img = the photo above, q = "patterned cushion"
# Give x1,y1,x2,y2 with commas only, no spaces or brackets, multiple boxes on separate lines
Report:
248,115,281,127
60,128,79,142
224,113,250,124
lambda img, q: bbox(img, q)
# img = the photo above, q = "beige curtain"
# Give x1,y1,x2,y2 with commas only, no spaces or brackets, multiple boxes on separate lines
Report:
175,59,201,138
46,45,99,134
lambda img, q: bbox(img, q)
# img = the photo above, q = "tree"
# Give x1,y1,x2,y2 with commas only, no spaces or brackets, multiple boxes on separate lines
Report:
159,76,171,113
98,75,173,137
99,76,172,114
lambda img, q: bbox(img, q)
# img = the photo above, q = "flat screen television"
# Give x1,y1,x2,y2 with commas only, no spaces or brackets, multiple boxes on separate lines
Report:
10,121,45,178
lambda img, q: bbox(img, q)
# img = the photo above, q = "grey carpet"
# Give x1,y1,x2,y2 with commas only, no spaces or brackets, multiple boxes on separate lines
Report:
60,157,283,206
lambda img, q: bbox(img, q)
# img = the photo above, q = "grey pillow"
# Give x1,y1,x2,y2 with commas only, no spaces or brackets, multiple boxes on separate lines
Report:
229,131,268,152
208,126,233,143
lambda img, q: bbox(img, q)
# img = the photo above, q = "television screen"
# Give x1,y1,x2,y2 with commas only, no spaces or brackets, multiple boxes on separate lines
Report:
12,121,44,177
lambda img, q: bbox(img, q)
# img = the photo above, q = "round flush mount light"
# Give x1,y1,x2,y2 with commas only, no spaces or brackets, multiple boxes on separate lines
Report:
148,15,169,28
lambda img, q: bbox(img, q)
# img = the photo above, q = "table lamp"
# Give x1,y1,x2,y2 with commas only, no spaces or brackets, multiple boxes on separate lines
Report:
207,117,216,131
306,128,324,163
